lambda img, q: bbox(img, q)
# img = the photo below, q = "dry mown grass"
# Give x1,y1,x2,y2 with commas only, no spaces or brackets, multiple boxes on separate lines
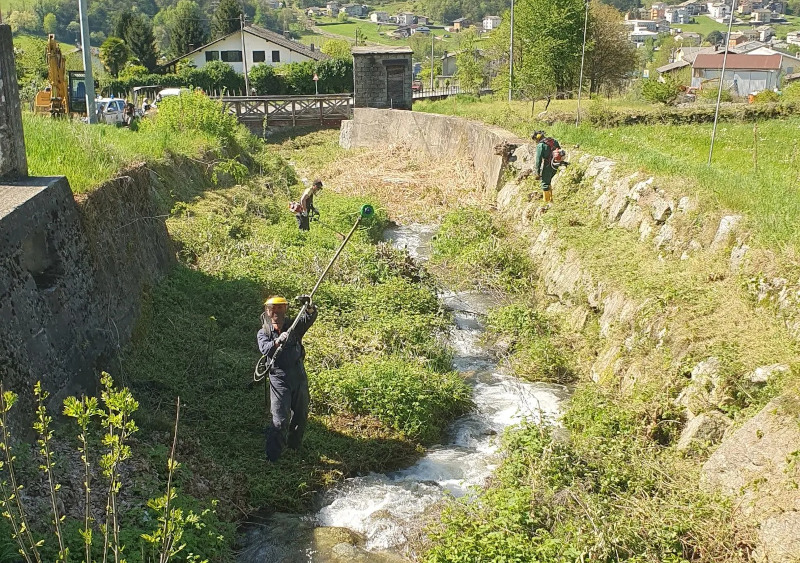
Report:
277,130,488,223
320,144,489,222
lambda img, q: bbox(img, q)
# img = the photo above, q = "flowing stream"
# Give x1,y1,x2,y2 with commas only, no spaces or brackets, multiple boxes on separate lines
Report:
237,224,569,562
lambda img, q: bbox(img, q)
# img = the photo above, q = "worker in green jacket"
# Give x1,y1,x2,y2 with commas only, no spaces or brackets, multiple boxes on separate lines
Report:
532,130,563,208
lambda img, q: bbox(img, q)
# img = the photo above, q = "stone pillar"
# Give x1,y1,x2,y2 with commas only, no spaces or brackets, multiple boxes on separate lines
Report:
0,24,28,180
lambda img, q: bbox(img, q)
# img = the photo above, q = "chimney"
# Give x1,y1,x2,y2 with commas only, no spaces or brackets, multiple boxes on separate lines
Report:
310,43,314,51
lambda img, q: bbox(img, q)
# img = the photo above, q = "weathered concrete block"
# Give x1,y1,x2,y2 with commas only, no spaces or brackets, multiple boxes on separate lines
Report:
0,25,28,179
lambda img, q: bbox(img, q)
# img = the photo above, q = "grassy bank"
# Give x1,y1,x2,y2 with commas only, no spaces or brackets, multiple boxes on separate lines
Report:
23,92,260,193
416,204,775,562
414,98,800,251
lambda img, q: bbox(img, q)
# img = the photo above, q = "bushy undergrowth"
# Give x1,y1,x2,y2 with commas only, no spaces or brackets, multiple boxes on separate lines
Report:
313,358,473,443
431,207,534,291
425,386,748,563
122,159,472,519
486,304,574,383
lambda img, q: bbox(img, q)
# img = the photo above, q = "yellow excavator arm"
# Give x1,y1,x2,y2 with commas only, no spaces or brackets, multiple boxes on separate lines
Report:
34,35,68,116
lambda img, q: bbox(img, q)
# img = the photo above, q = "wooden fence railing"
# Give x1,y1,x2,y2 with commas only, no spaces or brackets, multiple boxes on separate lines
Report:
221,94,353,127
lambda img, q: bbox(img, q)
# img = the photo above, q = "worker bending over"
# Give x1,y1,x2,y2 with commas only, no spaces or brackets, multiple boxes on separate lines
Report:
295,179,323,231
257,295,318,462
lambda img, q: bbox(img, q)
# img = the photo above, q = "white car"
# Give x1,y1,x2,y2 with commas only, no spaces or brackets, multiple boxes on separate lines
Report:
96,98,129,125
154,87,191,106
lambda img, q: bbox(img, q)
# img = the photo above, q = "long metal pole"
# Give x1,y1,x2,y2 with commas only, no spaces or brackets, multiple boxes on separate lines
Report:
708,0,736,164
77,0,96,123
576,0,590,126
430,31,435,91
240,14,250,94
508,0,514,102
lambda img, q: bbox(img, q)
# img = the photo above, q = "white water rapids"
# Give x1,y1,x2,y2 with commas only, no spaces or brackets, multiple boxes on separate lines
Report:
237,224,569,562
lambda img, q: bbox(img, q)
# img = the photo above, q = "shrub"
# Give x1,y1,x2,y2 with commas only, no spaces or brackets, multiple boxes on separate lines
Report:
432,208,534,291
311,357,473,443
140,91,245,148
249,64,284,95
642,77,680,105
752,89,780,103
181,60,245,94
783,81,800,102
699,85,733,102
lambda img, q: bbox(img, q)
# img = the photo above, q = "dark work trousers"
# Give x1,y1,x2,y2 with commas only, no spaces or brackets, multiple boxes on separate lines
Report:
266,367,310,462
296,213,310,231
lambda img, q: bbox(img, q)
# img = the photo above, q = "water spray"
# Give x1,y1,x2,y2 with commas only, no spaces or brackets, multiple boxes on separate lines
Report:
254,204,376,384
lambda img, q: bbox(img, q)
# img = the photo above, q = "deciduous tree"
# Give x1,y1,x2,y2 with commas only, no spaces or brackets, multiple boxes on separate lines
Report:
321,39,352,59
586,0,637,94
43,12,57,34
455,30,485,95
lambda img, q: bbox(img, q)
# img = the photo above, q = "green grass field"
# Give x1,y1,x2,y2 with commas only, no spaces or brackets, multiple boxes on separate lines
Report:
674,13,800,38
414,97,800,250
312,18,455,46
22,112,214,193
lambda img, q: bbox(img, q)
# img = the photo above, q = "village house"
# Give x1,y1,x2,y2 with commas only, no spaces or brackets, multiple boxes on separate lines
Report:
326,1,340,16
738,0,762,14
483,15,502,30
692,52,783,93
657,18,671,32
307,7,325,17
342,4,367,17
708,3,731,19
161,24,327,74
728,32,751,46
678,0,705,15
753,8,773,21
674,31,702,44
665,7,691,23
410,26,430,35
370,10,389,22
651,2,667,18
452,17,470,31
397,12,417,25
623,18,658,31
629,27,660,45
417,16,432,25
757,25,775,41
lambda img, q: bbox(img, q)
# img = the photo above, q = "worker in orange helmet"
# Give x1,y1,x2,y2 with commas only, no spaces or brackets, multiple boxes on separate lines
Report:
257,295,318,461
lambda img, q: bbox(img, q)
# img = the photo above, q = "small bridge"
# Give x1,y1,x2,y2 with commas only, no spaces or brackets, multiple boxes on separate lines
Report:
221,94,353,130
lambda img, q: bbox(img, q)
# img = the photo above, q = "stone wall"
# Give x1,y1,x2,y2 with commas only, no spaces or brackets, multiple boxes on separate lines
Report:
340,108,524,192
0,165,177,416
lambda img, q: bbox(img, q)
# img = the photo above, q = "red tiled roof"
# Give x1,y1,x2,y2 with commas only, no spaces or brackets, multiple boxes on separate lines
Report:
693,53,782,70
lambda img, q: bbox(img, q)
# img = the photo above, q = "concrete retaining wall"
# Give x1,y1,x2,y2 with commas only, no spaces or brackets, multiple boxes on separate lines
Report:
340,108,524,192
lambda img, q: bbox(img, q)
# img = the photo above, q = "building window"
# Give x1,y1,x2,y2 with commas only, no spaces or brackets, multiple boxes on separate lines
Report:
253,50,266,63
205,51,220,61
221,50,243,62
272,50,281,62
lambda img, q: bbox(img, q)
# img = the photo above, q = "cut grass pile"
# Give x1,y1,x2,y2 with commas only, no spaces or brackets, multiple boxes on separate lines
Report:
414,97,800,251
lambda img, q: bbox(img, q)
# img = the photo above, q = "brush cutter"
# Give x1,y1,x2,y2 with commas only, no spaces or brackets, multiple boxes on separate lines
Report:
253,204,375,385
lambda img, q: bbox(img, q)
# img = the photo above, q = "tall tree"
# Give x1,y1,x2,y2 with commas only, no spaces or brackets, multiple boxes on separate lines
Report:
212,0,242,39
126,14,159,71
586,0,637,94
99,36,130,77
43,12,57,34
514,0,584,95
455,30,485,95
114,9,135,41
169,0,208,57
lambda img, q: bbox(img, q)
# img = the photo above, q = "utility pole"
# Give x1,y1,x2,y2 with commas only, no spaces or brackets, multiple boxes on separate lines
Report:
508,0,514,102
576,0,589,126
430,31,435,91
241,13,250,95
77,0,96,123
708,0,736,164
